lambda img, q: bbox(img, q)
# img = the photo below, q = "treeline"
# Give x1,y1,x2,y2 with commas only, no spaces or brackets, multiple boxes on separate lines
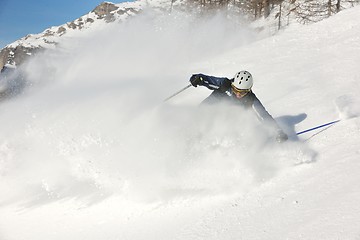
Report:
184,0,359,24
293,0,359,24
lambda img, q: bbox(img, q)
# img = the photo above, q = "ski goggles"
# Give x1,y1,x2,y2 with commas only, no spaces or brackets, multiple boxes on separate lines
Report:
231,86,250,95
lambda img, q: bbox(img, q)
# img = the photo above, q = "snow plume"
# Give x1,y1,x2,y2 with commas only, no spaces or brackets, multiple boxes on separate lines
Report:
335,94,360,120
0,9,310,207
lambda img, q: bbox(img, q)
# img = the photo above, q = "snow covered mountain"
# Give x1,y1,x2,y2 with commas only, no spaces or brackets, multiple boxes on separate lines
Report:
0,2,360,240
0,0,175,70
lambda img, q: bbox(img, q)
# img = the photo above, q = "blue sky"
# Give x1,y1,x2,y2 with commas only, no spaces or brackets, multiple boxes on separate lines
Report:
0,0,128,49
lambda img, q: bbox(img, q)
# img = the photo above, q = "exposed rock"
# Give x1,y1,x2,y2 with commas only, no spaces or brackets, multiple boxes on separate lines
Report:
43,30,55,37
0,46,42,70
57,27,67,35
0,49,10,70
67,22,77,30
92,2,119,19
24,34,33,40
16,46,40,65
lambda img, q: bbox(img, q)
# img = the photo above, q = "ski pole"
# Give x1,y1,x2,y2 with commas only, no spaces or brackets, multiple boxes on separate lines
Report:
296,120,340,135
164,84,192,102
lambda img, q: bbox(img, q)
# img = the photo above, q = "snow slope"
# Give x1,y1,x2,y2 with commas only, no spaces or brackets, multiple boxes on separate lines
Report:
3,0,160,50
1,5,360,240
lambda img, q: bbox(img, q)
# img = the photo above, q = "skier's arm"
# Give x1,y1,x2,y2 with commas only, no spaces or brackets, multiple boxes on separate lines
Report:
190,74,231,92
252,98,276,123
252,96,288,142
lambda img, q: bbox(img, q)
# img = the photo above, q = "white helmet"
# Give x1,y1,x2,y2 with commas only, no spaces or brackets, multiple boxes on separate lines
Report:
232,71,253,90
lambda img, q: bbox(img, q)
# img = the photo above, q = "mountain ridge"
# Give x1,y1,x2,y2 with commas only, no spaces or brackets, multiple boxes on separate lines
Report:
0,0,172,70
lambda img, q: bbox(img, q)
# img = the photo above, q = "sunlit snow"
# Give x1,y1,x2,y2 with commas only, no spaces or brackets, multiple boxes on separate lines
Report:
0,4,360,240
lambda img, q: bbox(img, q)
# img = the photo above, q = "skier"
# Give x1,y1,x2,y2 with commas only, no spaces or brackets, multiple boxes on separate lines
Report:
189,70,288,143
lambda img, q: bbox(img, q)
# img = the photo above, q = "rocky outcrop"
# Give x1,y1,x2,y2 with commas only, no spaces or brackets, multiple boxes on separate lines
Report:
0,46,42,70
93,2,119,22
0,50,9,70
91,2,141,23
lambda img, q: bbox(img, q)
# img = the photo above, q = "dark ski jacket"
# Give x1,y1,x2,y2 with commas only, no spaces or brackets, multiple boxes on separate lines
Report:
193,73,284,133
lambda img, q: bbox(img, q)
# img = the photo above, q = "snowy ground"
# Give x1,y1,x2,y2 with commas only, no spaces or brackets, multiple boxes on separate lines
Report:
1,5,360,240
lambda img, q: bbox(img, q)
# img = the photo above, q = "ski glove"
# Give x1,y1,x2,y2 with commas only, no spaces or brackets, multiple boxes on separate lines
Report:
276,130,288,143
190,74,203,87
